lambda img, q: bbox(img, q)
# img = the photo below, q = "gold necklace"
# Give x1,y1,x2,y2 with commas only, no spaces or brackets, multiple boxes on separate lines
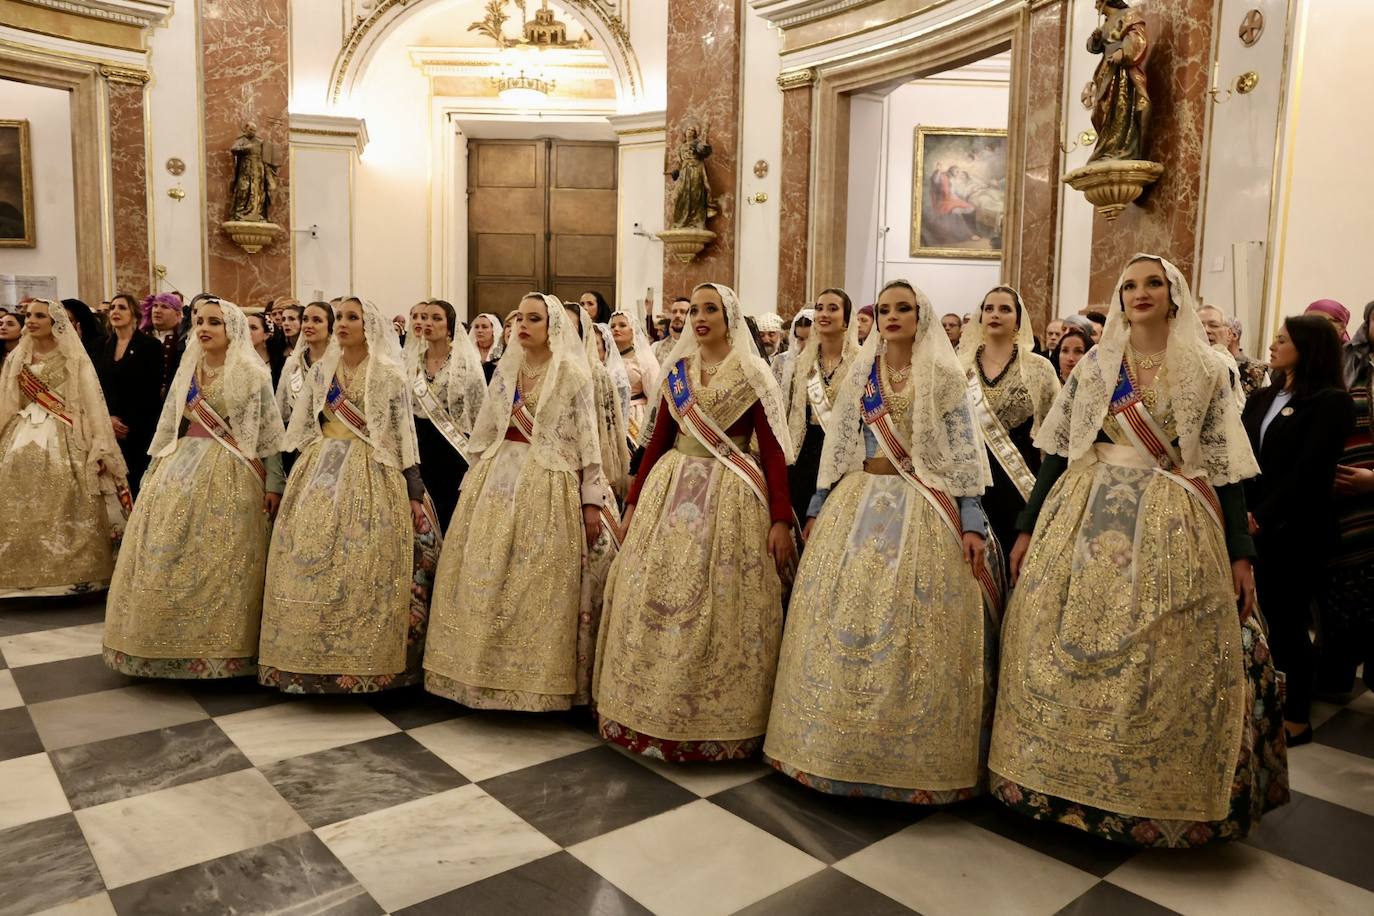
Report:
1132,344,1168,370
521,357,550,383
885,357,912,384
701,355,726,376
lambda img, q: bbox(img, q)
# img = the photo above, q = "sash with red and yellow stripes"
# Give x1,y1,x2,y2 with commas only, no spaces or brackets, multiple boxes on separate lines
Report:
663,358,768,508
186,374,266,487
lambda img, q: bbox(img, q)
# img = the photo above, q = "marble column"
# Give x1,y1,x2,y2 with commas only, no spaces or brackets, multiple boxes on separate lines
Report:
105,69,151,299
1087,0,1215,303
202,0,291,305
1014,2,1067,335
663,0,742,294
776,69,814,320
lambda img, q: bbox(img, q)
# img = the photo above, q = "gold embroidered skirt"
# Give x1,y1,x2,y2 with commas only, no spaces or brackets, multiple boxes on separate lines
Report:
103,438,269,677
0,407,113,597
423,440,585,711
764,473,991,798
990,444,1248,823
258,437,414,687
594,449,784,747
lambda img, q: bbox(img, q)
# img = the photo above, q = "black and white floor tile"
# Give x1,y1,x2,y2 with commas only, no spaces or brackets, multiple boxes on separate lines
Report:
3,595,1374,916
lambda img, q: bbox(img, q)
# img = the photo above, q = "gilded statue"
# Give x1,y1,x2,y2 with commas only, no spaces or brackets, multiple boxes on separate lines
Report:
1083,0,1151,163
667,125,716,230
229,122,279,223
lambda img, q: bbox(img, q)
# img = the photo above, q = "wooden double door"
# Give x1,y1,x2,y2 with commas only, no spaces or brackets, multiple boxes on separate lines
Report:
467,138,617,318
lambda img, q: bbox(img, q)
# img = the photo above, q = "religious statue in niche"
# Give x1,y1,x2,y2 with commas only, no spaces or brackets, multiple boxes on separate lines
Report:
221,121,283,254
657,123,719,263
1062,0,1164,220
1083,0,1150,162
667,125,716,230
229,123,279,222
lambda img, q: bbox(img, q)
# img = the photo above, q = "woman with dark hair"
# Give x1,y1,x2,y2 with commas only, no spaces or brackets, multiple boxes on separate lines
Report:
276,302,335,429
0,310,22,367
957,285,1060,557
991,254,1287,847
405,298,486,532
1050,326,1092,382
579,290,613,325
242,309,286,387
61,298,106,358
94,292,162,495
1242,314,1355,743
782,289,858,528
1314,300,1374,695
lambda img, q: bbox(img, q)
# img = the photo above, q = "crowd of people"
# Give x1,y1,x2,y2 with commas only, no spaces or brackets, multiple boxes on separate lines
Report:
0,255,1370,851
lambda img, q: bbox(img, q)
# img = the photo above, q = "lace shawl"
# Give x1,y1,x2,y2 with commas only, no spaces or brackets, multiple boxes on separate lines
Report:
817,282,991,497
957,287,1061,434
1034,254,1259,485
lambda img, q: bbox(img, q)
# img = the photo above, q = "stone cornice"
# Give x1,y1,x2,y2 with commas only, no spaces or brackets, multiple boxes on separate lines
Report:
289,112,369,156
18,0,171,29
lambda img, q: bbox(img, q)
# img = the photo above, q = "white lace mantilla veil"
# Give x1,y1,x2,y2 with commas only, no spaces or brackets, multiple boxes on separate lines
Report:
784,295,862,461
775,307,816,390
575,310,630,493
957,285,1061,432
0,298,127,486
610,307,661,403
817,280,992,497
150,297,285,462
282,298,419,470
404,309,487,434
479,313,504,362
1033,253,1259,485
590,320,631,417
465,293,600,475
276,311,337,427
651,282,793,460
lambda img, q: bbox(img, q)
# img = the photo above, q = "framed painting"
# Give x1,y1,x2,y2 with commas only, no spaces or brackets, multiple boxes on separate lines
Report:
911,126,1007,260
0,120,35,248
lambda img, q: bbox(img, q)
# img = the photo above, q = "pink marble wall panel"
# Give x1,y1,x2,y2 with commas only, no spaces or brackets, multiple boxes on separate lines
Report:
663,0,741,295
202,0,291,305
777,83,812,320
1087,0,1214,304
108,79,150,299
1016,1,1066,336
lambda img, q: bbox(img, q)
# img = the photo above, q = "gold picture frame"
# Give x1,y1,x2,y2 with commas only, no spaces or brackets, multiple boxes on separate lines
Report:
0,119,35,248
911,126,1007,260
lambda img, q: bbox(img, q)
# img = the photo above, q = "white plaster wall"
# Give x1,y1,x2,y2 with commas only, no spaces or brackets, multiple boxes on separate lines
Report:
627,0,668,113
1272,0,1374,334
1197,0,1291,336
876,79,1009,317
290,0,344,114
0,80,77,296
617,136,667,317
1053,0,1101,318
843,94,885,305
146,0,207,295
291,145,353,300
735,5,783,315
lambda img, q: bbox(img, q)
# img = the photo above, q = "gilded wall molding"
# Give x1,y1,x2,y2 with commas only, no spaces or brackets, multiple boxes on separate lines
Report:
0,0,169,52
15,0,171,28
100,63,149,84
777,67,817,89
329,0,643,108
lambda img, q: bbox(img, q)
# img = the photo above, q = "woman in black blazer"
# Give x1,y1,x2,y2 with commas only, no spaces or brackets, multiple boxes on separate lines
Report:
94,293,165,496
1242,314,1355,745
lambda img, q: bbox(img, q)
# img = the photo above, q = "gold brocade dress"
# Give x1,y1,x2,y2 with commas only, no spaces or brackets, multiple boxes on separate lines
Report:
989,368,1288,846
0,352,114,598
594,356,789,762
423,376,596,711
103,374,271,678
257,385,435,693
764,383,995,801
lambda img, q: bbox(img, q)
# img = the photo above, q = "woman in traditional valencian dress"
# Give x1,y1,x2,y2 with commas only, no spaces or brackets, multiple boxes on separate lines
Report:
405,299,486,532
103,299,286,678
765,279,998,802
276,301,334,429
957,286,1060,555
594,283,796,761
780,289,859,527
610,309,660,449
257,297,441,693
424,293,607,710
989,254,1289,847
577,312,631,498
0,299,128,598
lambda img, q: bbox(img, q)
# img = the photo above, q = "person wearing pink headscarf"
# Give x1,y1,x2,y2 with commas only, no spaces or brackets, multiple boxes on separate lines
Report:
1306,299,1351,343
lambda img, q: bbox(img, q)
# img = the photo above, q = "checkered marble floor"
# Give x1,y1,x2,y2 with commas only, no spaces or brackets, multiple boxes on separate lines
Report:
4,597,1374,916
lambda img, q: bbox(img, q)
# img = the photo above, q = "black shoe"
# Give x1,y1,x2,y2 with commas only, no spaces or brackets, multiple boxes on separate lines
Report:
1286,725,1314,748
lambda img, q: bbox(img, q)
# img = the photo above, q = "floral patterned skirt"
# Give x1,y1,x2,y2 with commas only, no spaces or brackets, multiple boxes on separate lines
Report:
991,616,1289,847
258,438,440,694
593,449,783,760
